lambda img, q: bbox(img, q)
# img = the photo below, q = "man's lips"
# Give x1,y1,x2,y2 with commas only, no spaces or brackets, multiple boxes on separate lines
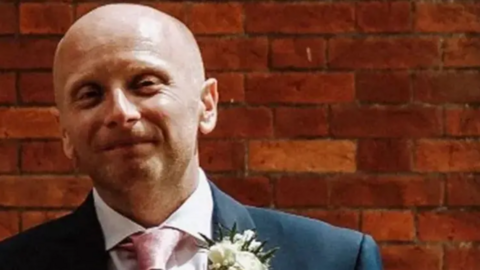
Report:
100,139,156,152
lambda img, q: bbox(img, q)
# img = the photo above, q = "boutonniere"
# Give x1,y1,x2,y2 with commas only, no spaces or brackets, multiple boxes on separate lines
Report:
199,223,279,270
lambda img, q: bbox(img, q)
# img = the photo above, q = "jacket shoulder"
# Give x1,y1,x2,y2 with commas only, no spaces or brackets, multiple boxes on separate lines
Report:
247,206,371,269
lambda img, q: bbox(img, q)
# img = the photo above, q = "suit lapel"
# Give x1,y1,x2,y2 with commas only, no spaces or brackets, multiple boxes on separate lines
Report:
61,192,109,270
208,182,256,240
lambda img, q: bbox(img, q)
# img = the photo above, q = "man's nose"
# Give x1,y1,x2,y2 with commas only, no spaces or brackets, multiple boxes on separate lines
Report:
103,88,141,129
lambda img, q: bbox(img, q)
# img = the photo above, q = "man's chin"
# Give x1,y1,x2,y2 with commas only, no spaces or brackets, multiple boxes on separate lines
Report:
95,168,161,191
89,155,162,179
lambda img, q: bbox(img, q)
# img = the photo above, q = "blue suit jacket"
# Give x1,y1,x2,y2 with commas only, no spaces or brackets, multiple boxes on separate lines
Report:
0,182,383,269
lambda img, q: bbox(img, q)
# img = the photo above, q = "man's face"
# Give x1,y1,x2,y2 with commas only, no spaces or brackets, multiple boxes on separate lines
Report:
55,21,217,192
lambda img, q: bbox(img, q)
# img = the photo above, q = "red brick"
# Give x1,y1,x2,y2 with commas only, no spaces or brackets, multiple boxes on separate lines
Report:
0,211,19,241
206,72,244,103
445,37,480,67
446,108,480,136
447,174,480,206
143,3,186,23
356,71,410,103
0,176,91,207
0,107,60,138
329,37,440,69
245,3,354,34
188,3,242,34
357,2,411,33
415,140,480,172
0,38,58,69
21,141,73,173
34,0,73,2
270,38,326,69
416,3,480,32
331,105,442,138
249,140,356,173
75,3,101,18
206,107,272,139
275,177,328,207
0,4,17,34
446,245,480,270
211,177,271,207
358,139,411,172
292,210,359,230
199,140,244,172
19,72,55,104
381,245,442,270
418,211,480,241
198,37,268,71
246,73,354,104
76,2,185,21
22,211,70,231
0,73,16,104
274,107,328,138
330,175,443,207
414,71,480,103
0,141,18,173
362,210,414,241
20,3,73,34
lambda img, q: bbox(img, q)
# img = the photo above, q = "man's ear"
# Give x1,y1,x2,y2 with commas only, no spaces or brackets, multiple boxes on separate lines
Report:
52,107,74,159
62,129,75,160
199,78,218,135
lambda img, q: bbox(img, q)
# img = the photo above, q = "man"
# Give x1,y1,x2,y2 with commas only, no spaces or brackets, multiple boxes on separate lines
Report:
0,4,383,270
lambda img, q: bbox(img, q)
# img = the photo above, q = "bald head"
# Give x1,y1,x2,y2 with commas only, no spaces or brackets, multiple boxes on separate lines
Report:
53,3,205,108
49,4,220,217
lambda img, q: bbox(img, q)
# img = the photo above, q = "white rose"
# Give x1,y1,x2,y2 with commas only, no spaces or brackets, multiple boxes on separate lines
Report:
233,233,243,242
242,230,255,242
208,242,239,266
235,251,267,270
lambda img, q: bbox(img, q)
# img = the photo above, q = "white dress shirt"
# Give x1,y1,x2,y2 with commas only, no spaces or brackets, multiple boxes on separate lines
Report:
93,168,214,270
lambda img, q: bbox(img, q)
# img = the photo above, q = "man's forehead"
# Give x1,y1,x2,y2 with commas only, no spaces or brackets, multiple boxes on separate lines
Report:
54,9,184,78
60,16,174,54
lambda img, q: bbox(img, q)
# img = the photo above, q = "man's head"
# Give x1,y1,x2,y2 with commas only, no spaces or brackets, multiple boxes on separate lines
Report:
53,4,218,193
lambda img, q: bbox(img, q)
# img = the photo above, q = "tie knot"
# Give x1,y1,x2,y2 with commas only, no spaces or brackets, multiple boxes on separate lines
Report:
118,227,184,270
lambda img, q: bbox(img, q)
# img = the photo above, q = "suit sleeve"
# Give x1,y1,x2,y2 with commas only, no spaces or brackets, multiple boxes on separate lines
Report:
355,234,383,270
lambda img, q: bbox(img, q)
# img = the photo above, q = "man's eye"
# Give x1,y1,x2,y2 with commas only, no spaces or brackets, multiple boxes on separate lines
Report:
139,79,156,87
80,90,99,99
77,85,102,100
134,76,161,89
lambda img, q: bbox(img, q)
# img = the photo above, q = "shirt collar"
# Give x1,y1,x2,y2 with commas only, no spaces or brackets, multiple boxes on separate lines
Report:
93,168,214,251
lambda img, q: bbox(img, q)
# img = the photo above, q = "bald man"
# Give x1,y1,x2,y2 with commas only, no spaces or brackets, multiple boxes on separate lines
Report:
0,4,383,270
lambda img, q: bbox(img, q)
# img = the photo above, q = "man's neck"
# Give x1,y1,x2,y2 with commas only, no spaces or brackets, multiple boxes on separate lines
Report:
94,164,199,228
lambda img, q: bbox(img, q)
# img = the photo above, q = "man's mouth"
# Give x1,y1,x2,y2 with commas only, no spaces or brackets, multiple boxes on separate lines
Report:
102,140,154,152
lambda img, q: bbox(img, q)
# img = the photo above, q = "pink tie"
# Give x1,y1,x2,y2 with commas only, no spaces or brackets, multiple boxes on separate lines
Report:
119,227,184,270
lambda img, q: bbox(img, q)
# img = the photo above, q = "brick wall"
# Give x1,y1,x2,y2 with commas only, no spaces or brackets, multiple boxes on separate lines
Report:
1,1,480,269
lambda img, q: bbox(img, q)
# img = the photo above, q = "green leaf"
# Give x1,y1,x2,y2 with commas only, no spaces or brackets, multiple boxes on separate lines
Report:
253,241,267,255
242,235,255,250
229,223,237,242
199,232,215,247
218,226,224,241
259,247,279,263
214,222,228,242
196,243,210,250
